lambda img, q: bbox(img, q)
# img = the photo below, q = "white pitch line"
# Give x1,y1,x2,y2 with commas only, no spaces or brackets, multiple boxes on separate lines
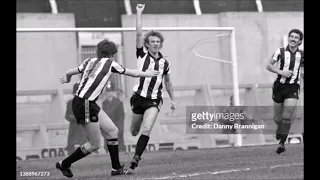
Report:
147,163,303,180
270,163,303,169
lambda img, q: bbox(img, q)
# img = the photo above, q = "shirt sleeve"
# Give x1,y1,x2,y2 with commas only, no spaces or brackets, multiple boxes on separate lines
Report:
271,48,281,62
163,60,171,75
136,47,147,59
78,58,90,73
111,61,126,74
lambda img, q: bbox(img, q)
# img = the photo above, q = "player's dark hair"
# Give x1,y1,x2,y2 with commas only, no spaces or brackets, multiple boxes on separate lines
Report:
96,39,118,58
288,29,303,41
143,30,164,49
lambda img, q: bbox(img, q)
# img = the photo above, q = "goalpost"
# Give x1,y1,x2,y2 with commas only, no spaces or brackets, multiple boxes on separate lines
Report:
16,27,242,147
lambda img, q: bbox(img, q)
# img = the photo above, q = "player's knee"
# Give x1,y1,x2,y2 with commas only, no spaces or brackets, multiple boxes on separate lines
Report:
83,142,100,153
108,127,119,139
281,118,291,124
274,117,282,125
141,127,152,136
282,113,293,121
130,125,140,136
131,129,139,136
131,131,139,136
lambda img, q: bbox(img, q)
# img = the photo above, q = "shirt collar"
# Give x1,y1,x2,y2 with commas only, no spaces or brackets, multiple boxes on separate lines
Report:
286,45,300,53
148,51,163,61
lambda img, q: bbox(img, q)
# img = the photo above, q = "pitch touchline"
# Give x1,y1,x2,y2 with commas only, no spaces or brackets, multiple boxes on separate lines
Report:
146,163,303,180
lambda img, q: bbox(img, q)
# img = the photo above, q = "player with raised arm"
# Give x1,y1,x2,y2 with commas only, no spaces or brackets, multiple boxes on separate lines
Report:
129,4,176,170
55,39,159,178
266,29,304,154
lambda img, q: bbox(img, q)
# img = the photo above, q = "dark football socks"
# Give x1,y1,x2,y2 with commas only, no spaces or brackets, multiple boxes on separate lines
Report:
107,139,121,169
279,118,291,145
135,134,150,157
61,145,91,168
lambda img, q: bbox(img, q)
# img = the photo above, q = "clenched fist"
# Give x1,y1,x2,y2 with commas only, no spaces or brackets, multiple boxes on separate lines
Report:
136,4,145,13
281,70,293,78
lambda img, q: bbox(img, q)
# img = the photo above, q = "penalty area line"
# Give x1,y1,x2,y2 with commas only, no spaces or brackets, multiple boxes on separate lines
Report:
146,163,303,180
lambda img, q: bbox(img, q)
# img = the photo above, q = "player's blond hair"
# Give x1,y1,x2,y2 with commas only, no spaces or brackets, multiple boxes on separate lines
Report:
143,30,164,49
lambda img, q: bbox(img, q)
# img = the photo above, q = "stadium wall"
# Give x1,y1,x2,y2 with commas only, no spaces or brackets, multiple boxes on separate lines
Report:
17,13,79,91
121,12,303,98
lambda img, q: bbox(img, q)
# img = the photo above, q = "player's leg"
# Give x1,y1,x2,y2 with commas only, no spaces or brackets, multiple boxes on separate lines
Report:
98,110,130,175
131,106,159,170
130,113,144,136
130,93,144,136
80,122,102,153
272,82,285,140
276,98,298,154
273,102,284,140
56,122,101,178
56,97,101,178
276,84,300,154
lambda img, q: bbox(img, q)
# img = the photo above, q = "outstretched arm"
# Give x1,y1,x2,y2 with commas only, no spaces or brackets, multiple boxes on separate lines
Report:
136,4,145,49
111,60,159,78
61,59,90,84
60,68,80,84
123,68,159,78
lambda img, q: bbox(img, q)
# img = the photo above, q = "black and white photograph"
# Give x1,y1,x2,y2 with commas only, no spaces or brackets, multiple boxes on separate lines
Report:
17,0,304,179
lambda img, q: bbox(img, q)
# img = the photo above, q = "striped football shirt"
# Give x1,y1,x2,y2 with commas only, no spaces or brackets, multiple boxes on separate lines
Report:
133,47,170,99
76,57,125,101
271,45,304,84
